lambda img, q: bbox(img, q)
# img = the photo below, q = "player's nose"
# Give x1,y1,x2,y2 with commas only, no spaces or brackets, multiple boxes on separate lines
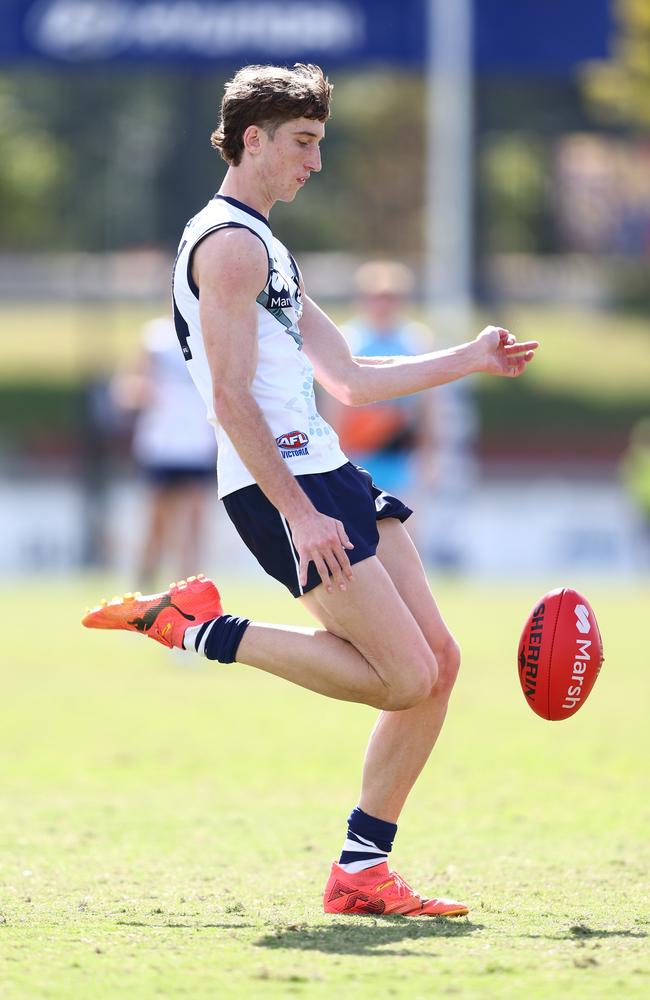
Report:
305,146,321,172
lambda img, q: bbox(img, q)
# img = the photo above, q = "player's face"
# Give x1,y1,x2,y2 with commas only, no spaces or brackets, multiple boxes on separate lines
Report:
260,117,324,202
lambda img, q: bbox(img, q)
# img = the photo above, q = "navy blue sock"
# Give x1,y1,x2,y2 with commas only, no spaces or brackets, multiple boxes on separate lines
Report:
338,806,397,874
183,616,250,663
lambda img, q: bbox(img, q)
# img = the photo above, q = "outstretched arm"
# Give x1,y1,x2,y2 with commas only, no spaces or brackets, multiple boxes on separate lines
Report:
300,295,538,405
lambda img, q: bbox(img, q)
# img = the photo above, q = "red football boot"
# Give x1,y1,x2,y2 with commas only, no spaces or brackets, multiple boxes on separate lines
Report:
323,861,469,917
82,574,222,650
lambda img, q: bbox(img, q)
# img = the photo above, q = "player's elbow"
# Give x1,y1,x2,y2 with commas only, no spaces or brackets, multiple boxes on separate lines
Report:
335,368,368,407
334,383,358,407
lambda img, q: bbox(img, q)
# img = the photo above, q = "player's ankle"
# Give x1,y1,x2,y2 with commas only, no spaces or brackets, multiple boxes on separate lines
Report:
183,615,250,662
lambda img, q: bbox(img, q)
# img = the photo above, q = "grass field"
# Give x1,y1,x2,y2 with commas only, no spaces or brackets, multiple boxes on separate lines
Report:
1,575,649,999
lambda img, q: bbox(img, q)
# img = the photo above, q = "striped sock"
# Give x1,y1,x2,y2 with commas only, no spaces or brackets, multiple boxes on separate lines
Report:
183,615,250,663
338,806,397,874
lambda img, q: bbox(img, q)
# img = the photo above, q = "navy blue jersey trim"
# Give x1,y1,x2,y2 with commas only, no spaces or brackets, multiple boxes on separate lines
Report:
213,194,271,230
172,291,193,359
287,250,303,298
186,222,271,300
287,250,301,281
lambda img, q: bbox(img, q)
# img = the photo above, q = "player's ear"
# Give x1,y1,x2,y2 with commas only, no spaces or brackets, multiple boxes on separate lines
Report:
242,124,263,157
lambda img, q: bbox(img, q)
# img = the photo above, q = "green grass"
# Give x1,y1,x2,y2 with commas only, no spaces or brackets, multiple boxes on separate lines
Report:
1,575,649,999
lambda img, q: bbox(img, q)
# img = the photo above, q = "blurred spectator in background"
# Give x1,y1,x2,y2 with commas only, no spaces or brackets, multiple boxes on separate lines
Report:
620,416,650,563
112,317,217,590
322,260,439,501
320,260,479,568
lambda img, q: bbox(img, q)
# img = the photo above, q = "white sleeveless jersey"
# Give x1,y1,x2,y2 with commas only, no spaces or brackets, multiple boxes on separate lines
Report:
172,194,347,498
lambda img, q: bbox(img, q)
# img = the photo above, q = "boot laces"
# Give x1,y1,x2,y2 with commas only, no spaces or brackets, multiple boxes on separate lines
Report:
392,871,422,902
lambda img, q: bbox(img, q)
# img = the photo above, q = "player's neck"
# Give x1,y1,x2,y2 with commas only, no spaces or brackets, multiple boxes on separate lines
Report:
219,167,273,220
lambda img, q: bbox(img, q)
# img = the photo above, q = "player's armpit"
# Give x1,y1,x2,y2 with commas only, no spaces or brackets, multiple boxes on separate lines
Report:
300,295,360,405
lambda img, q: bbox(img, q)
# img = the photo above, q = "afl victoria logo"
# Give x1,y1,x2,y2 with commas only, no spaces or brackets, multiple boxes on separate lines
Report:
276,431,309,450
575,604,591,634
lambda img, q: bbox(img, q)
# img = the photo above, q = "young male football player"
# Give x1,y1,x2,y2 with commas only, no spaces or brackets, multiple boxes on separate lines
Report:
84,64,538,917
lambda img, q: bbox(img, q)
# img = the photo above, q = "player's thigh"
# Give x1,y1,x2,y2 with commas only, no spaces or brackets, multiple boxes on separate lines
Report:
298,553,437,687
376,518,460,684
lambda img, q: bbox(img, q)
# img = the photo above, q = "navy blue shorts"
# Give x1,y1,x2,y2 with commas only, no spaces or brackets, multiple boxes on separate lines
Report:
222,462,412,598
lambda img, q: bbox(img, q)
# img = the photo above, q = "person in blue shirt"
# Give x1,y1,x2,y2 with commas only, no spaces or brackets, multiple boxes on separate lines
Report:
323,259,439,501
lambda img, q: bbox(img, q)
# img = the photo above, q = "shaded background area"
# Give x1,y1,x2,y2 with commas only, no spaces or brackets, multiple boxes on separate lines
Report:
1,0,649,578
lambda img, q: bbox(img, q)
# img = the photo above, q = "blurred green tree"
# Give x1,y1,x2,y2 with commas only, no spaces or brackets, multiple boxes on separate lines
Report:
0,79,67,247
479,134,548,254
581,0,650,129
0,69,427,257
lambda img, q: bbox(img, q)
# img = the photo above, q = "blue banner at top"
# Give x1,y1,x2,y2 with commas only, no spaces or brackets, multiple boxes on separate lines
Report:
0,0,613,73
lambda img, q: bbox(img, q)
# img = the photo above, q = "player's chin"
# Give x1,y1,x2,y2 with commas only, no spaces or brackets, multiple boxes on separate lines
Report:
278,187,300,203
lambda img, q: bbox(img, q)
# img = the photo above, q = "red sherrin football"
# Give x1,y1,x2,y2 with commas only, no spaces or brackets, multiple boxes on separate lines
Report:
518,588,604,720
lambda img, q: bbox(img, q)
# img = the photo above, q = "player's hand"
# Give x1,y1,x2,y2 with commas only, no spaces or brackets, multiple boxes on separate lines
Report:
289,510,355,593
475,325,539,378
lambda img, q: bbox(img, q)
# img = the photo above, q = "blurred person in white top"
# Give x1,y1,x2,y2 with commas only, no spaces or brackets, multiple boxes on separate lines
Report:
112,317,216,589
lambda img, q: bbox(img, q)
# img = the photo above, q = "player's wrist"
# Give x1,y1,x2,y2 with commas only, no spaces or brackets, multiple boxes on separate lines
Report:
461,338,486,375
282,494,317,528
457,337,486,375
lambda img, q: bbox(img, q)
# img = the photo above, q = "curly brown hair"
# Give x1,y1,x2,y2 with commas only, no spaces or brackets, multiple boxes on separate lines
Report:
210,63,332,166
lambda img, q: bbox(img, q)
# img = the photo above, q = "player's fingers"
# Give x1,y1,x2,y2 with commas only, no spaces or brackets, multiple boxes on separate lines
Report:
298,553,309,589
312,552,333,592
335,524,354,580
336,520,355,551
508,349,536,369
504,340,539,354
325,537,353,589
322,550,346,591
508,357,533,376
332,542,353,585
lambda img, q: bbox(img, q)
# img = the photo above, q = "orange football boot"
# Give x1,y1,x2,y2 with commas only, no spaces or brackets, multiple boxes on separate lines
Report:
323,861,469,917
81,574,223,649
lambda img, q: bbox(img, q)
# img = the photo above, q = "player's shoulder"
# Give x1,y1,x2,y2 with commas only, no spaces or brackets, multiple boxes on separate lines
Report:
194,225,269,297
195,224,268,269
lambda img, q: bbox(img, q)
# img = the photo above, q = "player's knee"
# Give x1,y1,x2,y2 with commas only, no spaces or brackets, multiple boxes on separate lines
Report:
432,635,461,696
381,661,434,711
